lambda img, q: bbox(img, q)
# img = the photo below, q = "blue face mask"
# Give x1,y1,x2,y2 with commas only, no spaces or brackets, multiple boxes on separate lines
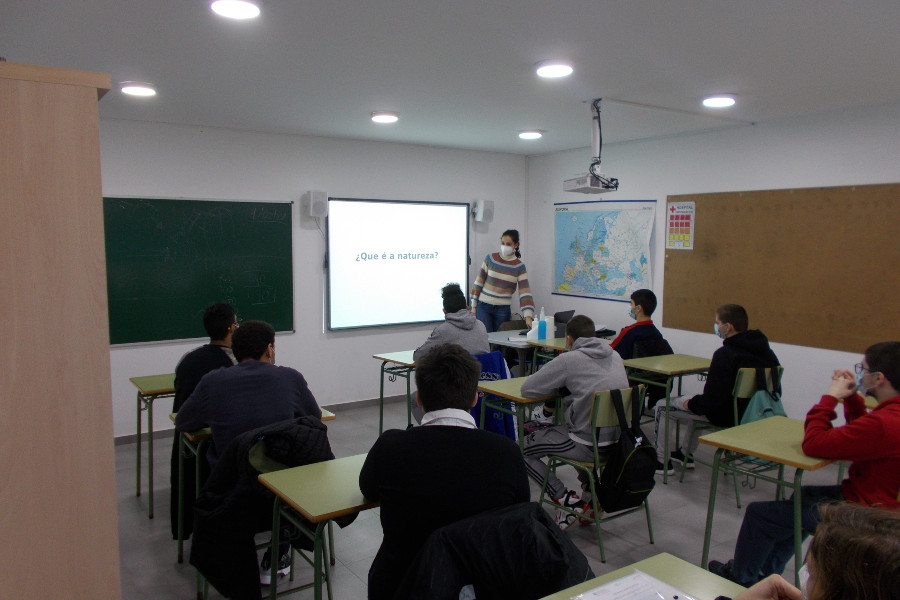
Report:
856,369,867,395
714,323,726,339
627,307,636,319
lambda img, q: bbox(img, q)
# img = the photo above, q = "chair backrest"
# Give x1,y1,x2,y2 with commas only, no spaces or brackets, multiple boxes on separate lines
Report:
732,366,785,424
591,385,645,429
632,337,674,359
497,319,526,332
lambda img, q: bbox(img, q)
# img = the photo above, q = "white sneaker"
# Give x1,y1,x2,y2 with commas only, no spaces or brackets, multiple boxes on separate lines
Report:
553,490,585,530
259,551,291,585
531,405,554,425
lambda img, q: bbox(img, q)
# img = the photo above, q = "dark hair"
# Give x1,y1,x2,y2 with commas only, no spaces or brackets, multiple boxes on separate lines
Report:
808,502,900,600
203,302,236,340
566,314,596,341
501,229,521,259
414,344,480,413
231,320,275,362
865,341,900,390
630,289,657,317
441,283,467,313
716,304,749,332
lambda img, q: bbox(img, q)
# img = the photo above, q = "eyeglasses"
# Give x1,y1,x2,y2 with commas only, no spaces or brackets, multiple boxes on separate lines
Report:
854,363,876,375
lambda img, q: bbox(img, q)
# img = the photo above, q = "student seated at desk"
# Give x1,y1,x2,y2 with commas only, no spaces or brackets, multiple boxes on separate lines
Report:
169,302,239,540
520,315,628,529
723,503,900,600
654,304,779,475
413,282,489,361
709,341,900,587
176,320,321,583
360,344,529,600
609,288,663,359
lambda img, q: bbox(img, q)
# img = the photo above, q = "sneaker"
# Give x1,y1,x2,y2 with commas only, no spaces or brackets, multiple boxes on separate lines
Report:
708,559,741,585
552,490,585,530
530,405,554,425
260,550,291,586
669,449,695,469
655,459,674,476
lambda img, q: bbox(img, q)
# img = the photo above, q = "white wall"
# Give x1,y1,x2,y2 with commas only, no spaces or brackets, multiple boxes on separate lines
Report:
103,102,899,437
524,102,900,417
101,121,528,437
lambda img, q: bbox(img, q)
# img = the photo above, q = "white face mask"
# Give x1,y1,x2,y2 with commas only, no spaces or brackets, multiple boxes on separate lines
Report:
499,244,515,257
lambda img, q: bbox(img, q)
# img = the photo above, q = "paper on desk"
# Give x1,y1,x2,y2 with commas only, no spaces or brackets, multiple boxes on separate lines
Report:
571,570,697,600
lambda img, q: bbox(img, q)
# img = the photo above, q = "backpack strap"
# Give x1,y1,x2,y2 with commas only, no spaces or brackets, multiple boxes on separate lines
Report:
754,366,782,400
628,385,643,430
608,388,629,433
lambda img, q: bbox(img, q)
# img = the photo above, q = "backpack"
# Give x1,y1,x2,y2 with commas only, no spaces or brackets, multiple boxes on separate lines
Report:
597,388,657,512
740,367,787,425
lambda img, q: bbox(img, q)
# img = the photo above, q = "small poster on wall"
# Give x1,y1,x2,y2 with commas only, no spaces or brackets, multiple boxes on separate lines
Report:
666,200,695,249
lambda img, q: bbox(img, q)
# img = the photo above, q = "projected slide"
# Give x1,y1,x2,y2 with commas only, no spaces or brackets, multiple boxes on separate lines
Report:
327,198,470,329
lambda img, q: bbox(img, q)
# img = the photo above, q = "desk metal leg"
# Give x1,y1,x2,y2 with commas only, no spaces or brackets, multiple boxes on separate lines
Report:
516,402,526,453
792,469,805,587
701,448,724,568
662,376,674,484
378,361,387,434
148,396,154,518
405,372,412,429
177,433,185,563
136,392,142,498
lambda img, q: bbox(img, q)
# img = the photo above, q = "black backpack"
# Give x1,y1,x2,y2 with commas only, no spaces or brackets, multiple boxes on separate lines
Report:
596,387,657,512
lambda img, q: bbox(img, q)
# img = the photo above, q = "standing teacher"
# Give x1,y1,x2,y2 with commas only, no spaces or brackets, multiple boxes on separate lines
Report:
470,229,536,333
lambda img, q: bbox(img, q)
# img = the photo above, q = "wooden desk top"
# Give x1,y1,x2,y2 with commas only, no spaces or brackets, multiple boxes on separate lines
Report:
527,337,568,352
699,416,833,471
372,350,416,367
130,373,176,395
477,377,553,403
623,354,711,376
257,453,377,523
538,552,745,600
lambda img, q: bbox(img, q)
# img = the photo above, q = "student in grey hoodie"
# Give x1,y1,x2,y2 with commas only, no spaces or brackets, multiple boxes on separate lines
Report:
413,283,490,361
521,314,629,529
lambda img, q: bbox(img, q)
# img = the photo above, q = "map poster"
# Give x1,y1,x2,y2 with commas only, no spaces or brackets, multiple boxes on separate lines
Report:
666,200,695,249
553,200,656,301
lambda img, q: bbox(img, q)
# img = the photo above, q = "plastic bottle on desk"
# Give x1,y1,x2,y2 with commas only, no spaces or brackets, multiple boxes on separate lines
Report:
538,307,547,338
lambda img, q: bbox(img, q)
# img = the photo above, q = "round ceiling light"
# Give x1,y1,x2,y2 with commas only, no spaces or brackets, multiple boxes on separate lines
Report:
518,130,543,140
210,0,261,19
535,60,573,78
702,95,736,108
371,110,399,124
120,82,157,97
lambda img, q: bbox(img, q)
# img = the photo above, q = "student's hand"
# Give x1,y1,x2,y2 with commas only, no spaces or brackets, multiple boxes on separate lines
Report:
733,574,802,600
525,316,533,328
826,369,857,399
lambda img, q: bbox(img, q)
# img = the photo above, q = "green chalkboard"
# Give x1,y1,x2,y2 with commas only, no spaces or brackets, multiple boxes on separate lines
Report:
103,197,294,344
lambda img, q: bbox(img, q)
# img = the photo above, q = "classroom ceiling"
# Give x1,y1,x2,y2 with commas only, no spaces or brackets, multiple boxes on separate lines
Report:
3,1,899,156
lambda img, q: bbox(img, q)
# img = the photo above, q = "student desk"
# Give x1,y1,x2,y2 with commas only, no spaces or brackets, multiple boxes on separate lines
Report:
622,354,711,484
258,453,378,600
476,377,555,451
130,373,176,519
486,330,531,376
171,409,335,564
538,552,745,600
372,350,415,433
699,416,833,586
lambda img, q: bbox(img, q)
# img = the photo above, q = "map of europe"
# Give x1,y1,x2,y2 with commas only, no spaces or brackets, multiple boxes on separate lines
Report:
554,202,655,300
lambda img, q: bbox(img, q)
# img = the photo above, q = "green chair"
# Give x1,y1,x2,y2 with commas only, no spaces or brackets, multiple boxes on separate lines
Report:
538,385,654,562
678,366,786,508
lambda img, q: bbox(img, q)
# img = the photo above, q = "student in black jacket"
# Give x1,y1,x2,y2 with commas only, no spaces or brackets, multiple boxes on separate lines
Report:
654,304,779,474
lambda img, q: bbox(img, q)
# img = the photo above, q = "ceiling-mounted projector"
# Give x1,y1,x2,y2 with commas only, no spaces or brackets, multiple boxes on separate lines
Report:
563,173,618,194
565,98,619,194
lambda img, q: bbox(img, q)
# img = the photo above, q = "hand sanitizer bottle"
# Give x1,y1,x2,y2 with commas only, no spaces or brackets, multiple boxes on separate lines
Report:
538,307,547,338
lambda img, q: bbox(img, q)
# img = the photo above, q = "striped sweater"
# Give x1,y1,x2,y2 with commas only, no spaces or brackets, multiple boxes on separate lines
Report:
470,253,535,319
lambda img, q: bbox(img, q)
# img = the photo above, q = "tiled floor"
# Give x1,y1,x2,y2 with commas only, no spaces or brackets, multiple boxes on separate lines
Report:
116,398,841,599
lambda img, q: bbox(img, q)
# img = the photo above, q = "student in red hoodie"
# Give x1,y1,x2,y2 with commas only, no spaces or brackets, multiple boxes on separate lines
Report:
709,341,900,587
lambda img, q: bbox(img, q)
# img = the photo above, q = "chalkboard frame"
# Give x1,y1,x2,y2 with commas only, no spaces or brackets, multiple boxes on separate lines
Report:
103,197,294,345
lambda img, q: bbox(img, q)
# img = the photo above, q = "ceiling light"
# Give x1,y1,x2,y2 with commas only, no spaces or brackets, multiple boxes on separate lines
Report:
371,110,399,124
535,60,573,78
120,82,157,97
518,130,543,140
210,0,261,19
702,95,736,108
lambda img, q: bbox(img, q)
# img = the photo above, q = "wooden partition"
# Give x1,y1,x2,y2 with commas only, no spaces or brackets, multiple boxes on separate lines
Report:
0,63,120,598
662,184,900,354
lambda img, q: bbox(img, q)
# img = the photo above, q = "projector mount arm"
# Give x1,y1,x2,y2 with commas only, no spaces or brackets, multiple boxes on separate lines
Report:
589,98,619,191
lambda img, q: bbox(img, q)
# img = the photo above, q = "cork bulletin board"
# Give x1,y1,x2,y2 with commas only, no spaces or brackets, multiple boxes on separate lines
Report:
662,183,900,354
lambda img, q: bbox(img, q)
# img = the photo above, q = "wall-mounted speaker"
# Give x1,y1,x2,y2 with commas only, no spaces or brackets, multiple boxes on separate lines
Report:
473,199,494,223
308,190,328,217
